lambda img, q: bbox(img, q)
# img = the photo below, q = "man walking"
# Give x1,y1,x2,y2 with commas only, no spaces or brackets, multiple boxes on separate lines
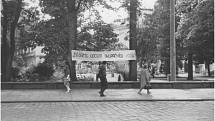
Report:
98,61,108,97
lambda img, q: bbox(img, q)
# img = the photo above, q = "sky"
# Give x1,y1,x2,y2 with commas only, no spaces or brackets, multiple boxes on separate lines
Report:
98,0,157,24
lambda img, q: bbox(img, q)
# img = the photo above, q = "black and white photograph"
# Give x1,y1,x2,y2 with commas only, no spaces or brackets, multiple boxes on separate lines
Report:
1,0,214,120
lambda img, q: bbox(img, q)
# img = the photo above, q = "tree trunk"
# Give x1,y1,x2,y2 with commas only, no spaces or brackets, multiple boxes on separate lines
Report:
67,0,77,81
1,0,22,82
187,52,193,80
129,0,137,81
1,1,9,81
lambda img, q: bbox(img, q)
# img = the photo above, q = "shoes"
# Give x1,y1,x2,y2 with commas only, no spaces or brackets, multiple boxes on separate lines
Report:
99,91,105,97
100,94,106,97
138,92,142,95
66,90,71,93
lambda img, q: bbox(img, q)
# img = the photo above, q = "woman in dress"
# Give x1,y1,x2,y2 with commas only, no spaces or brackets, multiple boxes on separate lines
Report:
138,64,151,95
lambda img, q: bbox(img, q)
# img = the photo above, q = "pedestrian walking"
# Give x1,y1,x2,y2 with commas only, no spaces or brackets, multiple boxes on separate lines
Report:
151,66,156,78
96,73,99,82
63,75,71,93
98,61,108,97
118,74,121,82
138,64,151,95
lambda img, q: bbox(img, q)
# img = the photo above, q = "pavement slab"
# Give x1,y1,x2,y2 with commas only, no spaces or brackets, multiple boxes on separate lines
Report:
1,101,214,121
1,88,214,102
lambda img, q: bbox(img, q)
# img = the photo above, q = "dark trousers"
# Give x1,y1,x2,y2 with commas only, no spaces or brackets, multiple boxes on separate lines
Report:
100,77,108,94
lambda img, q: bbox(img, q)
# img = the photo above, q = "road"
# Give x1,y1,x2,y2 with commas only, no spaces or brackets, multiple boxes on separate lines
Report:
1,101,213,121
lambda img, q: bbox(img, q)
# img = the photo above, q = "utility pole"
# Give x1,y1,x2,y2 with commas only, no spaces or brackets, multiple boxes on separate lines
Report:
170,0,176,81
129,0,137,81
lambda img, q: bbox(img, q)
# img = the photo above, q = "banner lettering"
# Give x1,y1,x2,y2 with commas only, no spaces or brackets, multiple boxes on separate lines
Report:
71,50,136,61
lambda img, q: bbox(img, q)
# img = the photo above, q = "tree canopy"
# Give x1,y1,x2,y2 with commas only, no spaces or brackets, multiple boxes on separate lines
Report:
20,0,119,77
176,0,214,76
136,13,158,64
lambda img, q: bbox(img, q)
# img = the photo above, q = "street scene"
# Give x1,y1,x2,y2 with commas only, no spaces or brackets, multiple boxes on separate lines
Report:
1,0,214,121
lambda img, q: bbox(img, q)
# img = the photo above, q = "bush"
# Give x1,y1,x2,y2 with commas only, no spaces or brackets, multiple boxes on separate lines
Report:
21,63,54,82
24,66,37,81
29,73,40,81
11,67,20,79
34,63,55,78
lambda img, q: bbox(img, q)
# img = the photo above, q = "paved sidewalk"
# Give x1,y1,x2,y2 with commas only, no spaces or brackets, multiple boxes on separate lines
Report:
1,88,214,102
2,101,214,121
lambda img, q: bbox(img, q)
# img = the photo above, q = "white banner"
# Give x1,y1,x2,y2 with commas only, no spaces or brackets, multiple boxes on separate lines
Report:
71,50,136,61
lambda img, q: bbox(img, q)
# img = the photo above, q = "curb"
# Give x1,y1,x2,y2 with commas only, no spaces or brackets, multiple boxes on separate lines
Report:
1,99,214,103
1,81,214,89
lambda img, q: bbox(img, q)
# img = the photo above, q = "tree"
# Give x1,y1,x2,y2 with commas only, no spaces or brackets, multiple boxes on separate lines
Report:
120,0,172,76
190,0,214,76
136,13,158,66
120,0,154,81
150,0,171,75
78,20,119,51
22,0,118,81
1,0,22,81
176,0,214,78
145,0,182,76
176,0,197,80
67,0,114,81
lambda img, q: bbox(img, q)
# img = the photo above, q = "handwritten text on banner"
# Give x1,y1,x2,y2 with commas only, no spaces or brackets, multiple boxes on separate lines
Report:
71,50,136,61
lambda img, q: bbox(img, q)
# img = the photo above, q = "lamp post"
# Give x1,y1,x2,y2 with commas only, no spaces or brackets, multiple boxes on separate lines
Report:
170,0,176,81
129,0,137,81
